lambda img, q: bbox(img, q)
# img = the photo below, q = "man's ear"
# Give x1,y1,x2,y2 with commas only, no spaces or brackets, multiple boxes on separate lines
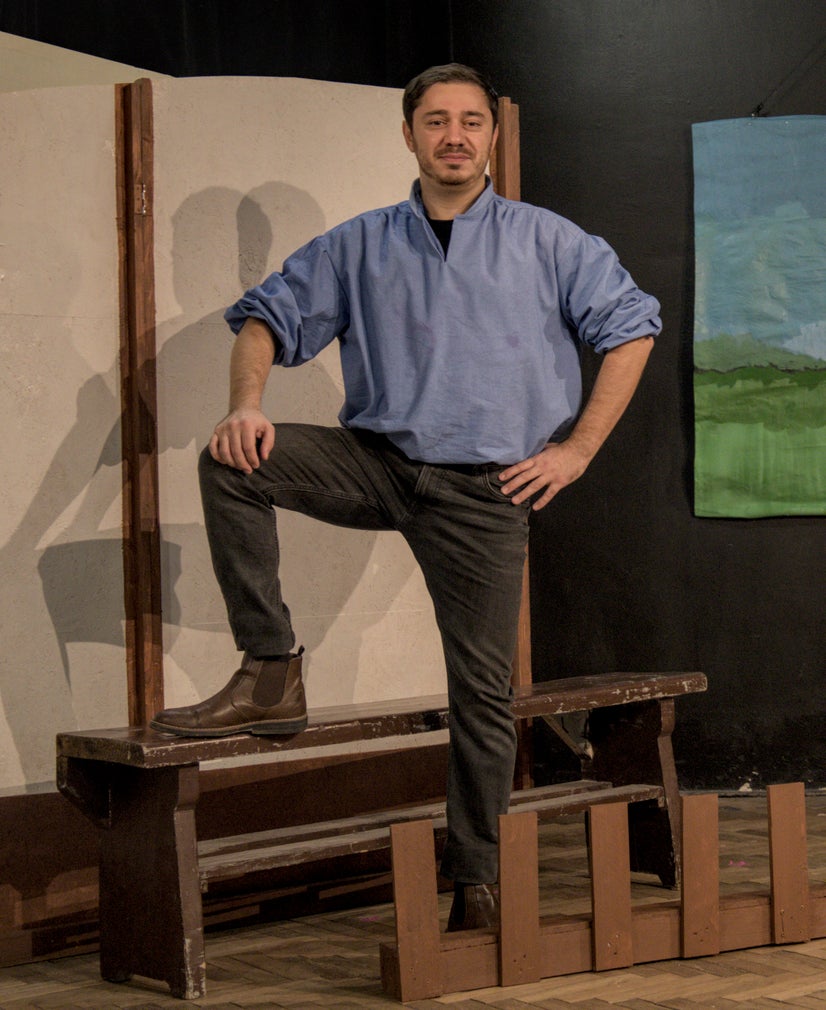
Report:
402,120,415,152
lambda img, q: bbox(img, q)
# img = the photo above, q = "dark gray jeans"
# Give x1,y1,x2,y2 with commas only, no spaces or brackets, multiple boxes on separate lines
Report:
198,423,531,883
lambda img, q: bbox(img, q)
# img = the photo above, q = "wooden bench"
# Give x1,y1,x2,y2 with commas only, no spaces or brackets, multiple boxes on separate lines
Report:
56,670,706,1000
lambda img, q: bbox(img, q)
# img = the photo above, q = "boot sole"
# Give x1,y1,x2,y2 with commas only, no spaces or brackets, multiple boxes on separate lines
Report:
149,716,309,738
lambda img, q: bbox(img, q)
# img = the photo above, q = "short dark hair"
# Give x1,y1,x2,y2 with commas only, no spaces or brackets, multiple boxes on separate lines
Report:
402,63,499,128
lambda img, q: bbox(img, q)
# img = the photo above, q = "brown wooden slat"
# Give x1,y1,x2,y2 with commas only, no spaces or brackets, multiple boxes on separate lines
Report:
197,782,663,883
589,801,634,971
769,782,811,943
198,781,612,860
681,792,721,957
499,810,541,986
387,819,442,1001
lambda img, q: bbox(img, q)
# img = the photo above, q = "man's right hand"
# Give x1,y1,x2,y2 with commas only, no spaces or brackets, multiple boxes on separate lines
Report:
209,407,275,474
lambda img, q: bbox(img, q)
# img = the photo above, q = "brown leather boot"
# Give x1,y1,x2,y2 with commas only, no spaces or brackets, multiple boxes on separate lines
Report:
149,649,307,737
446,882,499,932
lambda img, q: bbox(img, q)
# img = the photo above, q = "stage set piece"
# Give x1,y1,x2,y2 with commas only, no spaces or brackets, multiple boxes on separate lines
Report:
382,782,824,1002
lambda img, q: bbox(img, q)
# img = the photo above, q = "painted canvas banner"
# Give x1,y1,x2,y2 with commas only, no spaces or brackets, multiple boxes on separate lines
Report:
692,116,826,518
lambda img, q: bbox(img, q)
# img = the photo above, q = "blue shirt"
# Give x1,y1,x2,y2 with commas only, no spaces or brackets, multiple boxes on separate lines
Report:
225,179,661,464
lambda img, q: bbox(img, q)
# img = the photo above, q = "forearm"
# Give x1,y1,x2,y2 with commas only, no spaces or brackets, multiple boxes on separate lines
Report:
228,317,277,412
565,335,654,465
210,318,278,473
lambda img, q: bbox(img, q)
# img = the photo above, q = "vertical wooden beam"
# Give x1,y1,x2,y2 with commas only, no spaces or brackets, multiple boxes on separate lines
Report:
499,810,541,986
491,95,527,686
386,819,443,1001
491,96,521,201
491,98,533,790
589,802,634,970
115,78,164,725
681,793,720,957
768,782,810,943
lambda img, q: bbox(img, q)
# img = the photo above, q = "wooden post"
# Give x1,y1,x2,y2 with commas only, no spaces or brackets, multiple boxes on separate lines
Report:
115,78,164,725
768,782,810,943
681,792,720,957
499,810,541,985
491,96,534,790
491,96,521,201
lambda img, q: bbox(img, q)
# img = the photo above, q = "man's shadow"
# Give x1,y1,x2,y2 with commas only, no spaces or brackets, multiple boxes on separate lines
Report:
39,182,423,713
151,181,427,705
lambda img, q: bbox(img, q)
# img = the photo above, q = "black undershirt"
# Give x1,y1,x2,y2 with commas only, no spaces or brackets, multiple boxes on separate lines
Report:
427,216,453,256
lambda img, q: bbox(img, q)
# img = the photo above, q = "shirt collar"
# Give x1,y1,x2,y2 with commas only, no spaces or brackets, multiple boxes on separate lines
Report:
409,176,496,221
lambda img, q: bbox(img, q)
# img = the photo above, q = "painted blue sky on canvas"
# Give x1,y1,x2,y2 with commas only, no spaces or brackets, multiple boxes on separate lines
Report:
692,116,826,361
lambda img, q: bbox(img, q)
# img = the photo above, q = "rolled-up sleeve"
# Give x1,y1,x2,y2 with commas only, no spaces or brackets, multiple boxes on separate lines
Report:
556,228,662,354
224,236,348,366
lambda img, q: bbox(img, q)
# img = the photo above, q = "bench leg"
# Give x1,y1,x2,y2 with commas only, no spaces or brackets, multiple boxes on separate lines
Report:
98,764,205,999
586,698,681,887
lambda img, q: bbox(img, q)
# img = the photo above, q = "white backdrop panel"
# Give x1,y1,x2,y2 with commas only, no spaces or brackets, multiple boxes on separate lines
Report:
0,84,126,788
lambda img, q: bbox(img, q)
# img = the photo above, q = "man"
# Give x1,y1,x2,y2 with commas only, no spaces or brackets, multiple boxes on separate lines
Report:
151,64,660,930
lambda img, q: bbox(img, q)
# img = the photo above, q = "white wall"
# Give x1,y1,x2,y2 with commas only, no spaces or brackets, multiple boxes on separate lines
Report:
0,83,126,788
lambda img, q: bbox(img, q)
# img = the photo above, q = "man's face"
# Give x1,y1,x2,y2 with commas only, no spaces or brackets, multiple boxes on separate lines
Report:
402,81,498,193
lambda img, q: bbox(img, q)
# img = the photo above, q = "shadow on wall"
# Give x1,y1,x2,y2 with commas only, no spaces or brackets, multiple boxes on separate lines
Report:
0,224,124,785
155,182,420,703
1,180,419,785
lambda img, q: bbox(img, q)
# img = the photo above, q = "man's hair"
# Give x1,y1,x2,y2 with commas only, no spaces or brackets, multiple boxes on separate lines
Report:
402,63,499,128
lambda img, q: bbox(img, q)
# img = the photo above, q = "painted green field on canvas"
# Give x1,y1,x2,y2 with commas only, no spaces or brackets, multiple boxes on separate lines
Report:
694,366,826,517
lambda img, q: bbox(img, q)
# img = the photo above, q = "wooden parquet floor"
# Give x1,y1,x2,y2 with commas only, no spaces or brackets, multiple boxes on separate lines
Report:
1,795,825,1009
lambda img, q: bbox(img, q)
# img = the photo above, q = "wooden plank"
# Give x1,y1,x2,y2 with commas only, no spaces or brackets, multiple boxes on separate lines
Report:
197,782,663,883
681,792,720,957
719,892,774,951
387,819,442,1001
439,931,500,994
115,77,163,726
768,781,810,943
589,801,634,970
56,671,707,768
633,901,682,963
499,810,541,986
514,672,708,721
539,915,594,977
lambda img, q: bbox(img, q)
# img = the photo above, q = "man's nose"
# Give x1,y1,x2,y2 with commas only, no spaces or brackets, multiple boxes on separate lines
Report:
444,120,465,145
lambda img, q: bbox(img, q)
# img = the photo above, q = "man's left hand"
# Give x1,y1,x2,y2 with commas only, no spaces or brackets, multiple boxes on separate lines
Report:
498,441,591,511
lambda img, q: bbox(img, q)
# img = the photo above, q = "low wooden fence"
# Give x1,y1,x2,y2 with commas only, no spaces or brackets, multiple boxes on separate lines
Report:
380,783,825,1001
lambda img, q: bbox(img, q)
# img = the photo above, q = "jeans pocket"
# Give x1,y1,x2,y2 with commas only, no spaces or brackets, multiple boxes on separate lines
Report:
481,470,533,517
